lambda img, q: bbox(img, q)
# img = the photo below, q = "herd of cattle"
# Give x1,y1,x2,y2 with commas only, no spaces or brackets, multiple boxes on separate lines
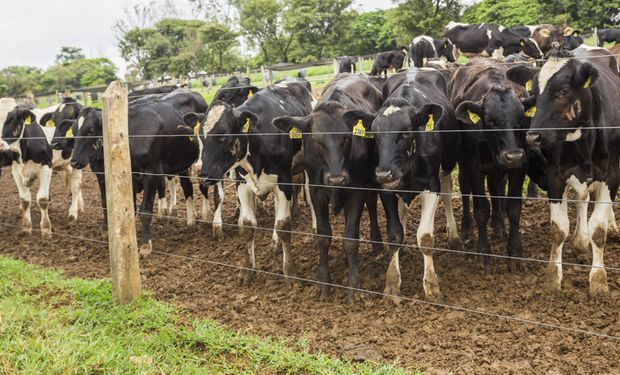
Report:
1,21,620,302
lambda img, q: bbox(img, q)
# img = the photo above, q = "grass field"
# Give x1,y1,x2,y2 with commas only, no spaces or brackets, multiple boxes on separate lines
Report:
0,256,413,374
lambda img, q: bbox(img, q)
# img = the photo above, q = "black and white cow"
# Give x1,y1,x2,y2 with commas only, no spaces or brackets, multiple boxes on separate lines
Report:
129,85,183,99
444,22,543,60
363,68,461,300
273,74,387,302
597,28,620,47
339,56,357,73
212,76,258,108
450,58,530,272
197,81,315,285
506,49,620,294
0,109,53,237
70,91,205,254
370,49,409,77
409,35,456,68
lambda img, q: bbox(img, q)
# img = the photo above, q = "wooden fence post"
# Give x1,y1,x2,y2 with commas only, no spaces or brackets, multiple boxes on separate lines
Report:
102,81,141,305
333,58,339,77
261,65,267,86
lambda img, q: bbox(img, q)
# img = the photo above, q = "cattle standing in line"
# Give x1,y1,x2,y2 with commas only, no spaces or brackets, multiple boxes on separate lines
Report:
507,49,620,294
409,35,456,68
597,28,620,47
70,91,206,254
0,109,53,237
273,74,387,302
339,56,357,74
450,58,530,273
365,68,461,300
370,49,409,77
198,81,315,286
444,22,543,60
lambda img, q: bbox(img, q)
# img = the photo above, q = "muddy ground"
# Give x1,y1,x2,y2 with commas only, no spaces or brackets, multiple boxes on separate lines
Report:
1,170,619,374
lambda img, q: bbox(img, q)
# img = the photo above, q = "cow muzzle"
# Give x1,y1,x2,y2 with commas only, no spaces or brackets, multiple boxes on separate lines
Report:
70,159,86,170
375,167,401,190
551,41,560,49
499,149,525,168
526,131,542,148
325,172,349,187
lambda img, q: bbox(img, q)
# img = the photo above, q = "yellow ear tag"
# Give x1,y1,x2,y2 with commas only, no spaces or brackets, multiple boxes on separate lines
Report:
520,40,525,47
46,119,55,128
425,114,435,132
242,118,251,133
289,126,302,139
467,110,481,125
65,128,74,138
353,119,373,138
189,120,200,142
24,116,32,126
583,76,592,89
525,80,533,92
525,106,537,118
248,90,254,98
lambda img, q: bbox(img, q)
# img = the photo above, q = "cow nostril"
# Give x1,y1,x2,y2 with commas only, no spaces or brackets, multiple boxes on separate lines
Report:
526,132,542,146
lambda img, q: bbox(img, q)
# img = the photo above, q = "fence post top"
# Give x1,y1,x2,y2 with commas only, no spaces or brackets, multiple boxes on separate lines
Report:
103,81,128,98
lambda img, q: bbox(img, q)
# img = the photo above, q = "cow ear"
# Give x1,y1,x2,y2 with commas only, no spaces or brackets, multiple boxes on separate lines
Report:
273,115,312,140
39,113,54,128
342,110,376,131
21,109,36,125
236,111,258,134
506,65,539,88
455,100,484,126
247,86,260,97
183,112,205,127
575,62,598,89
411,104,443,132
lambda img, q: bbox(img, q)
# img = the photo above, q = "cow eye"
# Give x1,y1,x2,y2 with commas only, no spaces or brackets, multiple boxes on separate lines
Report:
558,87,570,96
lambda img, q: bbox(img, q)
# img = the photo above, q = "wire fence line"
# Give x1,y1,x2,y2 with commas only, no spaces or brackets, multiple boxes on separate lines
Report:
0,216,617,342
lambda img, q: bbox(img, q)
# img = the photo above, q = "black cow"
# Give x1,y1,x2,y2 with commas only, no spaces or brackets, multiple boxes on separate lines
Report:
197,81,315,286
339,56,357,73
564,29,584,50
370,49,409,77
129,85,180,98
409,35,456,68
0,109,53,237
212,76,258,108
273,74,387,302
360,68,461,300
597,28,620,47
450,58,530,272
507,49,620,294
70,91,206,254
444,22,543,60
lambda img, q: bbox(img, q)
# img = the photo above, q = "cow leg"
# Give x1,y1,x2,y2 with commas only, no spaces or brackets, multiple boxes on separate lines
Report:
365,191,384,255
77,169,84,213
526,180,539,199
343,192,365,303
179,172,195,227
381,193,404,303
138,175,158,256
95,171,108,230
68,168,82,221
544,187,569,291
212,182,224,240
458,164,474,242
569,176,590,251
199,184,210,221
311,186,331,300
468,169,492,272
418,191,441,300
441,172,462,250
506,170,525,272
588,182,611,294
304,171,317,232
237,182,257,286
157,178,168,217
37,165,53,239
398,197,407,238
273,185,296,283
168,177,178,216
606,159,619,233
12,164,32,235
488,174,506,239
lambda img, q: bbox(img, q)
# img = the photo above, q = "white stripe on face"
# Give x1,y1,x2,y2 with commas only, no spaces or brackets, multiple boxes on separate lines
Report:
204,105,226,134
538,58,568,94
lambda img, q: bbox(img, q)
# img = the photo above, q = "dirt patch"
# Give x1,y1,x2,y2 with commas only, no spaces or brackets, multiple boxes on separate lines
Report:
1,170,619,374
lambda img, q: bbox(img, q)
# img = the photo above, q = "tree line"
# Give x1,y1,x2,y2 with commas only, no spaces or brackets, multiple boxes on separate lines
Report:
1,0,618,96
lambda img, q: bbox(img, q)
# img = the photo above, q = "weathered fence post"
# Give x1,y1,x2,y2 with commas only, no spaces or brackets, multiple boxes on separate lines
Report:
333,58,339,77
358,56,363,74
102,81,141,305
261,65,267,86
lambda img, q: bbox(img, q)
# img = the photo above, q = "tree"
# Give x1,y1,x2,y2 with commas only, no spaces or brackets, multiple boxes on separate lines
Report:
43,58,118,91
386,0,462,45
55,47,86,64
0,66,45,96
462,0,544,26
333,10,397,56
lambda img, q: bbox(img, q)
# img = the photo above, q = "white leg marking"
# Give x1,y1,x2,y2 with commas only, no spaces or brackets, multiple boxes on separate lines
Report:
12,164,32,234
608,204,618,232
158,197,168,217
587,182,610,293
237,182,257,269
37,165,53,238
274,186,294,276
168,177,178,215
201,193,210,221
213,182,224,234
567,175,589,250
417,191,440,299
68,167,82,220
547,197,569,290
304,171,317,232
398,197,407,239
440,172,460,248
186,196,196,227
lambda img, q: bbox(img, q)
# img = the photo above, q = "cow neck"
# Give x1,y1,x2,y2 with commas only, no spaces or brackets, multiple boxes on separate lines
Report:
20,124,51,166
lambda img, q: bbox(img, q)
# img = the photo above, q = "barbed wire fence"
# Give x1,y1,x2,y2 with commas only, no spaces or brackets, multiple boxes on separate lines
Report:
2,51,620,346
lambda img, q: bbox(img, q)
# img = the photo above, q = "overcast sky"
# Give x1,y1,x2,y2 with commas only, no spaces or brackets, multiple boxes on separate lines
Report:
0,0,392,75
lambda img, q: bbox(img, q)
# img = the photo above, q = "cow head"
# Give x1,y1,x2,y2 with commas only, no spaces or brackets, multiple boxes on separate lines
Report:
198,101,251,184
533,25,564,54
49,100,83,153
51,119,78,159
70,108,102,169
368,99,442,189
0,108,37,152
521,38,544,59
435,38,456,62
213,77,259,108
563,29,583,50
455,86,527,168
507,52,598,148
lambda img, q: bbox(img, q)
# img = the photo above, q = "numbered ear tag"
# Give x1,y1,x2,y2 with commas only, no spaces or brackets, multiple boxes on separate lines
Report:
65,128,74,138
248,90,254,98
583,76,591,89
525,80,533,92
24,116,32,126
525,106,537,118
425,114,435,132
467,110,481,125
46,119,55,128
289,126,302,139
242,118,251,133
353,119,373,139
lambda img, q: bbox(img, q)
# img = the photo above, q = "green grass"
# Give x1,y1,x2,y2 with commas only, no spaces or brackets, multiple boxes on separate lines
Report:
0,256,414,374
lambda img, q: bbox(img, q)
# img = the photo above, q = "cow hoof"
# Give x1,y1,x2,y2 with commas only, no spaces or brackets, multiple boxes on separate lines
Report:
508,259,525,273
41,230,52,239
448,236,464,251
369,242,384,257
169,207,178,217
423,278,442,301
19,228,32,236
492,225,506,240
573,236,590,251
318,286,331,302
272,241,282,256
383,286,401,305
238,270,255,287
187,219,196,228
589,269,609,295
543,264,562,292
139,241,153,256
213,225,223,241
68,215,77,222
344,291,357,304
